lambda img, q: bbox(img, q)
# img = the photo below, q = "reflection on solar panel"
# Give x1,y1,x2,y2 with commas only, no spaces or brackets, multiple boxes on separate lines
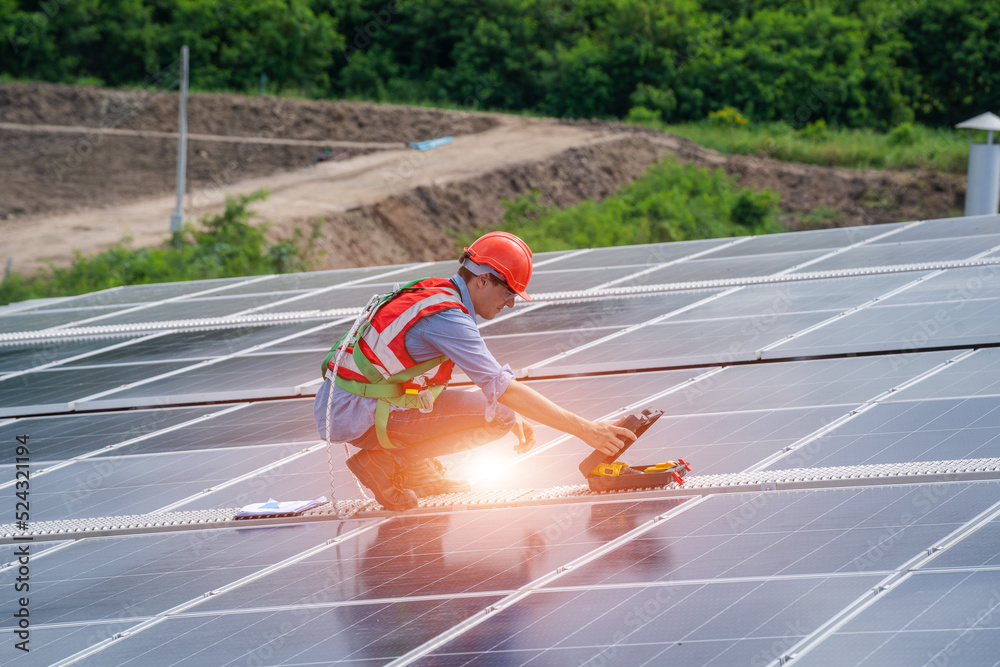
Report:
3,214,1000,665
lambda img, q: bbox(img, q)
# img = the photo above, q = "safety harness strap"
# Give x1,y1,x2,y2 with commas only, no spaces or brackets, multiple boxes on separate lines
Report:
334,354,449,449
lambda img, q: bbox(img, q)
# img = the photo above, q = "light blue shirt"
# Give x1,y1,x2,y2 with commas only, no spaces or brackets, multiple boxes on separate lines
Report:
325,274,514,442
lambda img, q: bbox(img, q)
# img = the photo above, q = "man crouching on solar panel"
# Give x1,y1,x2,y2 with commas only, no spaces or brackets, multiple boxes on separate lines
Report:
314,231,637,511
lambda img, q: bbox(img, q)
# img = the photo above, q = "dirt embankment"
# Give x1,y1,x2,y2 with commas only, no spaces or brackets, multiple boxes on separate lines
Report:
0,82,966,274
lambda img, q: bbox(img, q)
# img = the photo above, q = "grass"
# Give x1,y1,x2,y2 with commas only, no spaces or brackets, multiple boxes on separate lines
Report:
478,156,784,253
0,190,322,307
626,109,973,174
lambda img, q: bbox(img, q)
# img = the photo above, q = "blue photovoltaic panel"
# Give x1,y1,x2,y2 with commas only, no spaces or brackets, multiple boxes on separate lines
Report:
350,259,460,285
793,234,1000,272
0,336,137,372
60,323,322,366
651,352,954,416
543,310,836,369
866,214,1000,244
885,348,1000,401
0,361,193,416
667,272,925,321
31,444,307,520
7,217,1000,667
764,396,1000,470
82,293,308,326
612,249,830,287
26,277,251,310
481,289,720,335
195,500,681,612
252,284,398,312
216,264,413,294
527,265,659,293
175,448,352,509
77,350,322,409
0,523,345,629
552,484,1000,587
90,398,319,456
760,297,1000,359
0,405,222,462
920,513,1000,570
0,306,131,334
706,223,895,258
74,596,506,666
425,576,884,666
795,569,1000,666
538,238,733,270
873,264,1000,305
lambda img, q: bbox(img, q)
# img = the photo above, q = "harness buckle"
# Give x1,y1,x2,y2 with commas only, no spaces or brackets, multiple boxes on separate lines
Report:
417,389,434,413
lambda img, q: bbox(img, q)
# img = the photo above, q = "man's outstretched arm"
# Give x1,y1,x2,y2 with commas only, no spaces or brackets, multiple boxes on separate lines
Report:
499,379,636,456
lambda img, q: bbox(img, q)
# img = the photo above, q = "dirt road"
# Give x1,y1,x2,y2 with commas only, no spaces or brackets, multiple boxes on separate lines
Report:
2,114,603,272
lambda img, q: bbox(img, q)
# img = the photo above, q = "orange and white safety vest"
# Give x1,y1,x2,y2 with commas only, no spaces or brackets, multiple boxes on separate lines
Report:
321,278,468,449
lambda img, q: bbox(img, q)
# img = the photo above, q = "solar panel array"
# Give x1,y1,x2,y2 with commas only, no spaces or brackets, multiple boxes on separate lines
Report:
3,214,1000,665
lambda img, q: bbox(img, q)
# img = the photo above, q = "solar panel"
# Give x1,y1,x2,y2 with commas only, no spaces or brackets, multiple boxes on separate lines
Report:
6,215,1000,666
0,337,136,372
760,297,1000,359
613,249,830,287
706,224,897,257
538,238,734,269
794,234,1000,272
795,571,1000,665
865,214,1000,244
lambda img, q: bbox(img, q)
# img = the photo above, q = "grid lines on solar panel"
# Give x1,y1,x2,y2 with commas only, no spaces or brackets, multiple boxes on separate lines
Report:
536,238,734,270
70,595,507,666
422,575,885,667
792,569,1000,666
193,500,682,614
29,443,315,520
762,396,1000,470
611,249,830,288
0,405,227,463
865,214,1000,245
791,234,1000,273
760,296,1000,359
0,336,139,372
550,483,1000,590
0,361,194,415
81,350,321,408
0,524,344,628
625,352,955,416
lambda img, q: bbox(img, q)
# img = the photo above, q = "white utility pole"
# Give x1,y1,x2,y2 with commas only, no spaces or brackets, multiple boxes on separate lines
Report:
170,45,189,235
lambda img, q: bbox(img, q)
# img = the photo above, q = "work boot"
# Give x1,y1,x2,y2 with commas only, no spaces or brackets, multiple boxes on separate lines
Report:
400,458,471,497
346,448,418,511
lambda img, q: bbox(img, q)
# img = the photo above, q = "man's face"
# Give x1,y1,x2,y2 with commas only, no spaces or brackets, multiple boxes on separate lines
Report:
475,274,516,320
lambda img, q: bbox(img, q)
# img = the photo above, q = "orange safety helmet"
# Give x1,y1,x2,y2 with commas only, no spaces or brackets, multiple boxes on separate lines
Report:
463,231,533,300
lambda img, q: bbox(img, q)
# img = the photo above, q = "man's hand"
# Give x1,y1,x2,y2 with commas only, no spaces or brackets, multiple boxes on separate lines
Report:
512,415,536,454
581,421,637,456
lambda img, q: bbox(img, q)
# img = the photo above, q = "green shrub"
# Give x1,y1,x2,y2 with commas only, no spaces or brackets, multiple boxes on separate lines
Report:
887,122,917,146
487,157,782,253
709,106,750,127
626,105,663,125
0,190,322,306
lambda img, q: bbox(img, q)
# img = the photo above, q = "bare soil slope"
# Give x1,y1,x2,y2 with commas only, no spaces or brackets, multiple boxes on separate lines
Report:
0,83,965,274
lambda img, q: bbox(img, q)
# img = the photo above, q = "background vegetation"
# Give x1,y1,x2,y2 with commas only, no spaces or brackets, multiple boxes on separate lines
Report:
484,157,782,251
0,191,321,305
3,0,999,130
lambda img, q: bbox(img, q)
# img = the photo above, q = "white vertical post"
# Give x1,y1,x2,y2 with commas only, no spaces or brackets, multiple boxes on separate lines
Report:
170,45,190,235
